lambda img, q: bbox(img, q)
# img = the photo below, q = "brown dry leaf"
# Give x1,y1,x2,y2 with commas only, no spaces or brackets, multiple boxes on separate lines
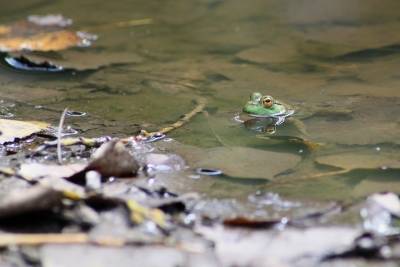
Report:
0,16,95,52
0,31,85,52
316,151,400,170
84,140,140,178
0,119,49,144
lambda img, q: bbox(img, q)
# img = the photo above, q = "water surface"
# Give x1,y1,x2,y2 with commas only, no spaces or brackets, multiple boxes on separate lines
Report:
0,0,399,203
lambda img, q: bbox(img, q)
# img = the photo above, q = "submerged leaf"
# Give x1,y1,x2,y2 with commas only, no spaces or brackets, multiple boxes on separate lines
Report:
316,152,400,170
0,119,49,144
175,145,301,180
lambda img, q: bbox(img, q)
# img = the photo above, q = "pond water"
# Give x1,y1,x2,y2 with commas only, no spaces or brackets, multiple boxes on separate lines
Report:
0,0,399,203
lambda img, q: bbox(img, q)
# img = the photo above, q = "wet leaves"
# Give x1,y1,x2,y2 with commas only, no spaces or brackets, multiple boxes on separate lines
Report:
0,119,49,144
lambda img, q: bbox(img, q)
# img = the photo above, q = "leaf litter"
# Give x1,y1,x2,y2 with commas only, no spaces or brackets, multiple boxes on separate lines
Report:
1,110,400,266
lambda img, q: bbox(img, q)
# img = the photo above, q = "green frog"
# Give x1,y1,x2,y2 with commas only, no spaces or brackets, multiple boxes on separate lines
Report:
243,92,294,121
240,92,353,136
239,92,296,134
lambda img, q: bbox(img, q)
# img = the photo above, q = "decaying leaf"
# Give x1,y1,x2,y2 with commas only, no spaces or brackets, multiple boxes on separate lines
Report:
0,119,49,144
0,185,62,218
83,139,140,178
18,163,86,181
0,15,96,52
0,31,89,52
17,140,139,185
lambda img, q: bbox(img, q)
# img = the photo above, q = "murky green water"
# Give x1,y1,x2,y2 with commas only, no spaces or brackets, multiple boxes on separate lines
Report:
0,0,399,202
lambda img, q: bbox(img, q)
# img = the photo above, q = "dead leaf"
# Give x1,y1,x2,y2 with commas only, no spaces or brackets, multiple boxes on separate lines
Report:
0,31,87,52
84,140,140,178
0,185,62,218
0,15,96,52
19,163,86,181
0,119,49,144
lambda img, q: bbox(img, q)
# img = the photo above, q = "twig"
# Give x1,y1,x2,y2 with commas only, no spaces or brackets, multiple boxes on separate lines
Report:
84,18,153,32
137,97,207,138
0,233,126,247
57,108,68,164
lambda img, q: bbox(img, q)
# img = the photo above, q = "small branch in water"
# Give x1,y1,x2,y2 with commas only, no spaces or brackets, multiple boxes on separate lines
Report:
135,97,207,139
57,108,68,165
84,18,153,32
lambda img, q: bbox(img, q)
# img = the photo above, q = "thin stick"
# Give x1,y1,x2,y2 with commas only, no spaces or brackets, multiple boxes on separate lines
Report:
133,97,207,139
84,18,153,32
57,108,68,164
0,233,89,246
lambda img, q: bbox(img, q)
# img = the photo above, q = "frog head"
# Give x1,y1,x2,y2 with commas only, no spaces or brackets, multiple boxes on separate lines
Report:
243,92,286,117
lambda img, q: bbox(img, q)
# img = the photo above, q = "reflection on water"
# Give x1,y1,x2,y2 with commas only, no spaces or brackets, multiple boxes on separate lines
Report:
0,0,399,201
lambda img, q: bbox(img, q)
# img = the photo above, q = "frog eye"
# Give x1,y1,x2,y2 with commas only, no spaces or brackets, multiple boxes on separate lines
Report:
261,96,274,108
